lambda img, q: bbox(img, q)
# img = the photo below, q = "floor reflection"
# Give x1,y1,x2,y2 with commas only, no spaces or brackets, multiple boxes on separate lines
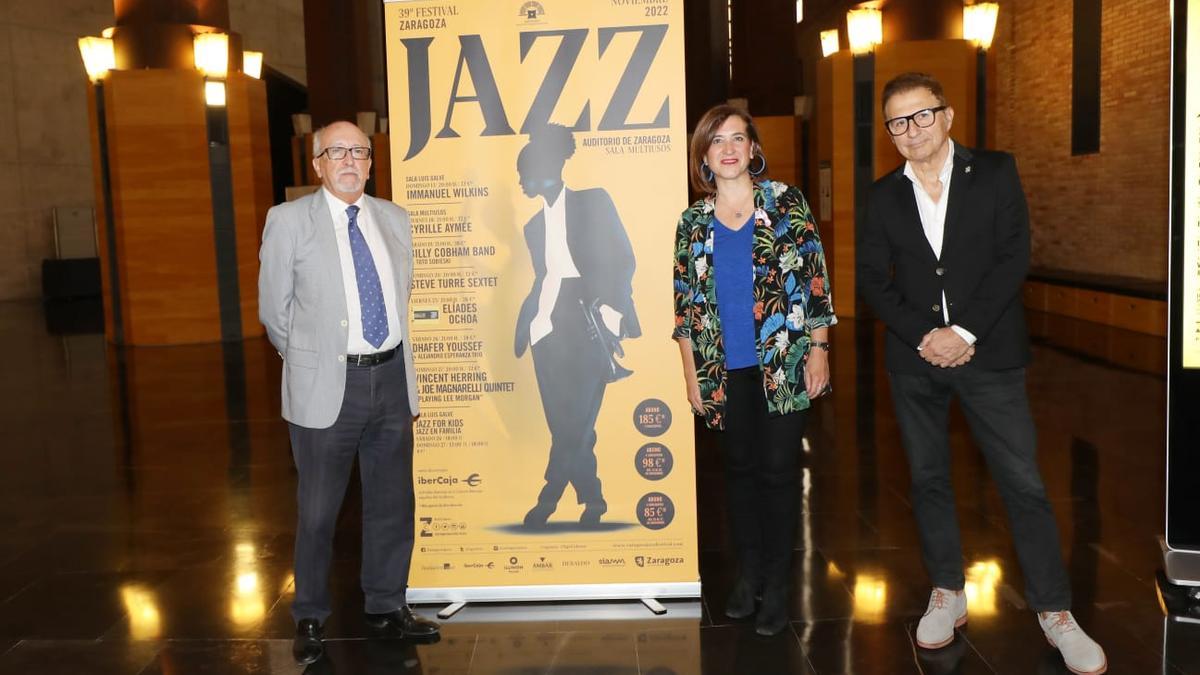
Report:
0,300,1192,673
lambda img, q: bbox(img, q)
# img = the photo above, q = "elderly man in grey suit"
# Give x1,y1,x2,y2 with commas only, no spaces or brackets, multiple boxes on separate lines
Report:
259,120,439,665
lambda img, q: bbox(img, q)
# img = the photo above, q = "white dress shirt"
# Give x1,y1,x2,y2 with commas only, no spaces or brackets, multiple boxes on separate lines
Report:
903,140,976,345
323,188,403,353
529,188,580,346
528,188,622,346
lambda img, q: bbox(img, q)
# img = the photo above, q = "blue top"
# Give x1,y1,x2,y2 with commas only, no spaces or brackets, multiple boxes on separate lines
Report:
713,214,758,370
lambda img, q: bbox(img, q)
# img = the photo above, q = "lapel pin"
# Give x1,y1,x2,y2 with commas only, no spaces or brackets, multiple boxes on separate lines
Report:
965,165,972,174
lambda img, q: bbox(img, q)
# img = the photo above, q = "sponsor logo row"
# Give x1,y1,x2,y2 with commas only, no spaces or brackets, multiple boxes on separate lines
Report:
418,554,686,572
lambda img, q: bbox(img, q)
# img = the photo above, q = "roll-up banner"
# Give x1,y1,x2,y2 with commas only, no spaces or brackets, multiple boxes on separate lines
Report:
382,0,698,602
1167,0,1200,554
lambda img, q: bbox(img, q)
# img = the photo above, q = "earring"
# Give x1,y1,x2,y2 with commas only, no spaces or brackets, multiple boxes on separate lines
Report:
748,155,767,177
701,161,715,183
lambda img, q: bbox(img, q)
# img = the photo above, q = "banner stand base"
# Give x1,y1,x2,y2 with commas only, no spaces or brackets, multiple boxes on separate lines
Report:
1156,537,1200,617
434,596,677,620
412,582,702,621
640,598,668,615
436,601,467,620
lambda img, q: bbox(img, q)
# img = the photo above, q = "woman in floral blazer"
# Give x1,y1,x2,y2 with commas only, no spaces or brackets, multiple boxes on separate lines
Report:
673,104,836,636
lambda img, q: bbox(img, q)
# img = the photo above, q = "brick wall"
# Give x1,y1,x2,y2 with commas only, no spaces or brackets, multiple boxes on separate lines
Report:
993,0,1170,283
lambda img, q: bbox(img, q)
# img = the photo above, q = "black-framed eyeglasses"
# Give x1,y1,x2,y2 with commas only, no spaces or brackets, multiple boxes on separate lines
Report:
884,106,947,136
318,146,372,160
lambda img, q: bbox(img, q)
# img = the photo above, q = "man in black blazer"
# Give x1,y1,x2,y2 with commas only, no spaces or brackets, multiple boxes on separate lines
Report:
857,73,1105,674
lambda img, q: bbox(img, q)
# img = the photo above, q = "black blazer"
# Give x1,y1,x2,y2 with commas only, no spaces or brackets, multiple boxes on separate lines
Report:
514,187,642,357
857,144,1031,374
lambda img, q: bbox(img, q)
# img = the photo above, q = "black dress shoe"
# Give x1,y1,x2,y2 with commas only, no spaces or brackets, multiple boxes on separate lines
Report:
364,606,441,641
580,501,607,526
755,590,790,636
293,618,324,665
724,577,759,620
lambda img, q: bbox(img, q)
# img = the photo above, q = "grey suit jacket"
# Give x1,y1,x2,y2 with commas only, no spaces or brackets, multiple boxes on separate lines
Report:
258,190,420,429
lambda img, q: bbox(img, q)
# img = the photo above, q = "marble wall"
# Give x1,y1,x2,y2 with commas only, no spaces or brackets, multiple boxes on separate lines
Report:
0,0,305,301
0,1,112,301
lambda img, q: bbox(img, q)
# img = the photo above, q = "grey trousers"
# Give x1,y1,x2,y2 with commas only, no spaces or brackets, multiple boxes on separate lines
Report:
288,353,415,623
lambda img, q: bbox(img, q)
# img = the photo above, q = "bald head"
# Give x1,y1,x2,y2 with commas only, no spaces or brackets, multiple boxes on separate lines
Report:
312,121,373,203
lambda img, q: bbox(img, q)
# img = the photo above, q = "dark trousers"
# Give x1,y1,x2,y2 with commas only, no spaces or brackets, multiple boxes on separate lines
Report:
720,367,809,589
529,281,608,508
889,366,1071,611
288,353,415,623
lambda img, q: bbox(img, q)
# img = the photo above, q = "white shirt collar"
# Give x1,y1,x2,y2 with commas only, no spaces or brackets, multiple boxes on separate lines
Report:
322,187,367,223
903,139,956,186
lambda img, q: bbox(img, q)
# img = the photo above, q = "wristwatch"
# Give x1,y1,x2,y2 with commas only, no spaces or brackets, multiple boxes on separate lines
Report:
811,340,831,352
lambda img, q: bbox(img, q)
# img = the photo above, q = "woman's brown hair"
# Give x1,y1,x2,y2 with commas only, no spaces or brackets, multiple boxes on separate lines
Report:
688,104,764,195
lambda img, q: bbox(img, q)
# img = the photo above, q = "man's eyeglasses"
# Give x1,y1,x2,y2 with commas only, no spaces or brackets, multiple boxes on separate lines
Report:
884,106,947,136
318,146,372,160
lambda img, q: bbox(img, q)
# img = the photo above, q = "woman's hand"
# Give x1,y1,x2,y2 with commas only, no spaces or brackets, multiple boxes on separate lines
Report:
686,377,704,415
803,347,830,399
677,337,705,415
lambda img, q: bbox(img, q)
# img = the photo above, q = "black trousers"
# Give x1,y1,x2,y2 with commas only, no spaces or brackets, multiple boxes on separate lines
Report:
889,366,1071,611
288,353,415,623
529,280,609,508
720,366,809,588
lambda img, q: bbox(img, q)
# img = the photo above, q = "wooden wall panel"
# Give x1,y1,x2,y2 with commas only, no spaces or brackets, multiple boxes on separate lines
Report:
820,52,856,319
1022,281,1167,337
1073,288,1110,325
1045,284,1077,317
371,132,392,201
1023,281,1048,312
1109,295,1167,337
754,116,797,187
105,69,220,345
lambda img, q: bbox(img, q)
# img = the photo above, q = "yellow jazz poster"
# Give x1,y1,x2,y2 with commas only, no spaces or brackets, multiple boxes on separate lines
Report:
382,0,697,601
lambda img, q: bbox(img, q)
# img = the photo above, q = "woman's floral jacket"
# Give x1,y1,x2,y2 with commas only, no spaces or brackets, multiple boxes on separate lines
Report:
672,180,837,430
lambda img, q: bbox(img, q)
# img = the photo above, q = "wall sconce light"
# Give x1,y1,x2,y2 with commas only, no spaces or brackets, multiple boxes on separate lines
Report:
963,2,999,50
78,36,115,82
846,8,883,54
796,0,803,23
242,51,263,79
820,29,840,57
205,80,227,107
193,32,229,78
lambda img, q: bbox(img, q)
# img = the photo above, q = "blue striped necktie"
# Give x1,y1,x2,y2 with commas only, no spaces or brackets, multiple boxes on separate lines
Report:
346,205,389,348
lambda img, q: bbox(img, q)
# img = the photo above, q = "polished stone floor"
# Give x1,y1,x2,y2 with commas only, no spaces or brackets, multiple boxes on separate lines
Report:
0,299,1194,674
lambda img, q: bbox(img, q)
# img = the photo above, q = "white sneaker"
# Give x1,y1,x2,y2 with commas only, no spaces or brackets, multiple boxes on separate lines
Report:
916,587,967,649
1039,611,1107,674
